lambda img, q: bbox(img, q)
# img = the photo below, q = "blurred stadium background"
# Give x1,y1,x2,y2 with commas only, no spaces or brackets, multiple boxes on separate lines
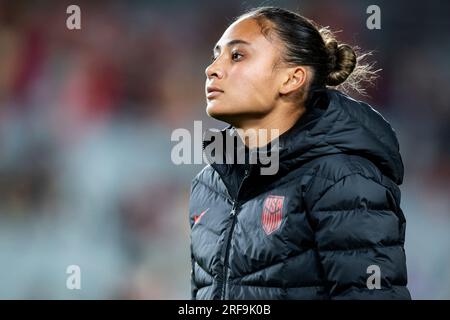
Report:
0,0,449,299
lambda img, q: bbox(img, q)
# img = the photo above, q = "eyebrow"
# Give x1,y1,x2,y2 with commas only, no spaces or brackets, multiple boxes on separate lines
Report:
214,39,251,52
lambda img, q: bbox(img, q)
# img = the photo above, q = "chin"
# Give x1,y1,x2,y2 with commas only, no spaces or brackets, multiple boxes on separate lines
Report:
206,102,233,119
206,111,238,127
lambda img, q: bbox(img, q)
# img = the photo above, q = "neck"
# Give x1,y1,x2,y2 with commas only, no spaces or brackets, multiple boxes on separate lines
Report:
234,103,306,149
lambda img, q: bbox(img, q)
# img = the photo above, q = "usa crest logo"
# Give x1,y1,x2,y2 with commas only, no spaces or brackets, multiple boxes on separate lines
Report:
261,195,285,235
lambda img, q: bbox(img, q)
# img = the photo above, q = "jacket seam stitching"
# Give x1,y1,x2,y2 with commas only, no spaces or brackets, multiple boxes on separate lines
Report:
314,208,396,213
318,242,402,253
194,260,214,277
309,172,393,212
235,249,314,280
229,283,325,289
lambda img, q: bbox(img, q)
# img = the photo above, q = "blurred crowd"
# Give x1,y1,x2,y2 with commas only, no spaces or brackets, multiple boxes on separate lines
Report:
0,0,449,299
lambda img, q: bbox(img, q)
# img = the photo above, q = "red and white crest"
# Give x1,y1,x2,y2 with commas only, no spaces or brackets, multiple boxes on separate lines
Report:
261,195,285,235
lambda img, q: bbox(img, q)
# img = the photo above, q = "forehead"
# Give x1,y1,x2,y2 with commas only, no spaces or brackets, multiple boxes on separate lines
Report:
215,17,279,50
221,18,262,41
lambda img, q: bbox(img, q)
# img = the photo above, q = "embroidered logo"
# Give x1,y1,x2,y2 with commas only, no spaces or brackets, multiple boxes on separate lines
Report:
194,208,209,225
261,195,285,235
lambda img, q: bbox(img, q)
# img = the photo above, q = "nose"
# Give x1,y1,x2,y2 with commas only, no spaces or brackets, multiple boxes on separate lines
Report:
205,60,223,80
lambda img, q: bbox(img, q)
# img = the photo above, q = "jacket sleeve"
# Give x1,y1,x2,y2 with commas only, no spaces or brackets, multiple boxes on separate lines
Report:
305,172,411,299
190,251,198,300
189,208,197,300
189,178,199,300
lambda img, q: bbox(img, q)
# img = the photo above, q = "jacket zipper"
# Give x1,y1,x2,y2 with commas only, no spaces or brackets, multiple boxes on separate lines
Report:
220,167,251,300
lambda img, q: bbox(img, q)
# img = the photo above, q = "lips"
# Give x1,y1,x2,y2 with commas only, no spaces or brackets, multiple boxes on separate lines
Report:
206,85,224,99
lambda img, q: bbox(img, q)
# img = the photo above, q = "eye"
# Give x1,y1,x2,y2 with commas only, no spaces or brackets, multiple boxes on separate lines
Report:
211,54,218,62
231,52,243,61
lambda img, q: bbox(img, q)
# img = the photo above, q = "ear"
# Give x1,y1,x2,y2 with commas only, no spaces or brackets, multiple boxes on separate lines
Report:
279,66,308,95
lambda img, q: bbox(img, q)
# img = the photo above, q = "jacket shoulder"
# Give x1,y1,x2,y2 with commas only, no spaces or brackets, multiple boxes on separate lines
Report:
192,164,214,184
304,153,401,207
307,153,386,185
190,165,230,201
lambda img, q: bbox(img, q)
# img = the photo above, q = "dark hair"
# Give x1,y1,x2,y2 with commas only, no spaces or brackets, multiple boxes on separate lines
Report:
237,7,379,98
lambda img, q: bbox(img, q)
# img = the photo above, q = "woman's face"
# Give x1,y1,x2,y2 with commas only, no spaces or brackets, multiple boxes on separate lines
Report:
205,18,286,124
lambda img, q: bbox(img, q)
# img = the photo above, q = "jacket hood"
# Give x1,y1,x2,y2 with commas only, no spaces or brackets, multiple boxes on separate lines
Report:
276,89,404,185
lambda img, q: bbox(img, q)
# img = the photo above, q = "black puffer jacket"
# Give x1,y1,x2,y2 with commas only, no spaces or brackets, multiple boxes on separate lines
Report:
188,89,411,300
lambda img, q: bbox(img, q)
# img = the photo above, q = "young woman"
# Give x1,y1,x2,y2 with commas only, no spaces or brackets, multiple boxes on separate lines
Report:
188,7,411,300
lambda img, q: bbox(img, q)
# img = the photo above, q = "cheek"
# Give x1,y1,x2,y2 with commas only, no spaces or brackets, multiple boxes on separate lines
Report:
232,68,276,105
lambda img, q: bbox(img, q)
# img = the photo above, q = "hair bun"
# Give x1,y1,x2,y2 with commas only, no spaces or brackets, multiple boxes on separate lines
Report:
325,39,338,71
325,41,356,86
